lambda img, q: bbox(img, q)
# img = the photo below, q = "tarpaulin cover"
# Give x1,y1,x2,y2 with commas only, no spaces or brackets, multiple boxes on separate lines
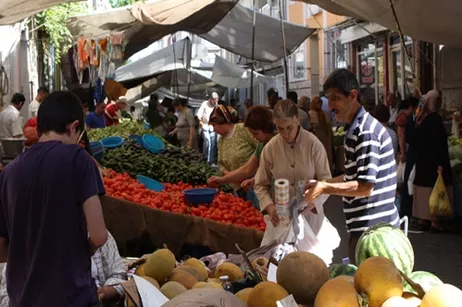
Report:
0,0,75,25
211,55,270,88
68,0,238,58
297,0,462,48
68,1,315,61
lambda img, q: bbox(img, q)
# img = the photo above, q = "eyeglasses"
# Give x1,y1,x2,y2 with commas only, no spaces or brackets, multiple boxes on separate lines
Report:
77,130,85,144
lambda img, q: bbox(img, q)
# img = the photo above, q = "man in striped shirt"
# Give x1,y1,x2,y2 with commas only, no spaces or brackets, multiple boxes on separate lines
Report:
304,69,400,264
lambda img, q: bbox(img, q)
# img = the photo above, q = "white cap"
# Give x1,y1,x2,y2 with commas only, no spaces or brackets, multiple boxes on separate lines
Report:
118,96,128,103
211,92,219,99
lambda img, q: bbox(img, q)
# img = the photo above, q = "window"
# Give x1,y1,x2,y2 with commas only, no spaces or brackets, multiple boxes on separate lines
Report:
291,45,306,80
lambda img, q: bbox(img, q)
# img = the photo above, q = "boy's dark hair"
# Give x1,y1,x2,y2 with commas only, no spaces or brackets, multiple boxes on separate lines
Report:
287,91,298,104
38,86,49,94
11,93,26,105
373,104,391,123
323,69,360,101
244,106,275,133
37,91,85,135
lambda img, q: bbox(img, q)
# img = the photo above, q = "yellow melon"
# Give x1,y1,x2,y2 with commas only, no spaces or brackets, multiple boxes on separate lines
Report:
420,284,462,307
247,281,289,307
235,288,253,303
214,263,244,282
314,276,359,307
144,249,176,284
381,296,413,307
160,281,187,299
354,256,403,307
134,263,146,276
168,269,198,289
141,276,160,289
183,258,209,280
176,265,207,282
192,281,222,289
402,292,421,307
276,251,329,305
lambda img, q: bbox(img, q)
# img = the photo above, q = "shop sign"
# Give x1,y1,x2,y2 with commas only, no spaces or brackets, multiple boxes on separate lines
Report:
361,62,375,85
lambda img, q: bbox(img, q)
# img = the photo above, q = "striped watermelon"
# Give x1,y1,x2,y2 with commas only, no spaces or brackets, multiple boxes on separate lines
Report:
404,271,443,294
328,264,357,279
355,222,414,275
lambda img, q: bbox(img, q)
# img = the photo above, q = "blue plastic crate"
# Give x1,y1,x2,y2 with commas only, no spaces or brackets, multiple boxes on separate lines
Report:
101,136,124,149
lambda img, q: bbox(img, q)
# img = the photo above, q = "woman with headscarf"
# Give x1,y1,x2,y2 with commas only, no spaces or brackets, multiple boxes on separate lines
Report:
209,104,256,198
308,96,334,168
413,90,453,232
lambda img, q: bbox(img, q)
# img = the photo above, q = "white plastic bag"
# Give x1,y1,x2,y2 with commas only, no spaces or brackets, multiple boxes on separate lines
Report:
397,162,406,186
408,165,416,195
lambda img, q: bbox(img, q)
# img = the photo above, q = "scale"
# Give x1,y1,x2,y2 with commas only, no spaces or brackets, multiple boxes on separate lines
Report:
0,138,26,167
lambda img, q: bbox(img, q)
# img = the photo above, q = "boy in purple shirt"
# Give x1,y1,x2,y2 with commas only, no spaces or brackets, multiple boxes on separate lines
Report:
0,91,108,307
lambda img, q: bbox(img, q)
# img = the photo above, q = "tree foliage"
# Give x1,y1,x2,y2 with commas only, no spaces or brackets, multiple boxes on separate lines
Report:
110,0,144,8
34,2,88,63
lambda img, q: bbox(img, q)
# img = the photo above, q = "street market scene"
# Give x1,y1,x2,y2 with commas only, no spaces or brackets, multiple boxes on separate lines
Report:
0,0,462,306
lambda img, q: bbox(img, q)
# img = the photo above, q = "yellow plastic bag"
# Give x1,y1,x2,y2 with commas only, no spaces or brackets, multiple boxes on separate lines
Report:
429,173,453,216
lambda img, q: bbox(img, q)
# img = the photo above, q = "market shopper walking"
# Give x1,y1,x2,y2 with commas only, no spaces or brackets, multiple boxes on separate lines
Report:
413,90,454,232
304,69,400,265
197,92,218,164
28,86,49,119
169,98,195,148
0,91,108,307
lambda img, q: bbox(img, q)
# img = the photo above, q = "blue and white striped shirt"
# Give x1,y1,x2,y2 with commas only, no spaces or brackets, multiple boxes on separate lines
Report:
343,107,400,233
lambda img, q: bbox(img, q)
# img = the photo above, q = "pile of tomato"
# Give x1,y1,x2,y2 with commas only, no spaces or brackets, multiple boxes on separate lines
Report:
103,170,266,231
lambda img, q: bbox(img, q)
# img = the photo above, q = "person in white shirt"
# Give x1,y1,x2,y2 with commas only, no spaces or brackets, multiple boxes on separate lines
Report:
28,86,49,119
0,93,26,139
197,92,219,165
387,92,399,128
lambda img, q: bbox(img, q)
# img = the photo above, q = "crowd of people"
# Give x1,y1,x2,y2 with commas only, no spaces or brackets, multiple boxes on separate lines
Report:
0,67,455,305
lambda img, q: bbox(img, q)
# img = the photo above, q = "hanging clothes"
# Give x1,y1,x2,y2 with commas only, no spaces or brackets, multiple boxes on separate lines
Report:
108,32,126,61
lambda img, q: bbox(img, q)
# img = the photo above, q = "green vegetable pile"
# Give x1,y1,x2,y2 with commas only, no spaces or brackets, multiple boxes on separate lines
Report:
333,126,346,147
88,121,169,144
102,140,229,189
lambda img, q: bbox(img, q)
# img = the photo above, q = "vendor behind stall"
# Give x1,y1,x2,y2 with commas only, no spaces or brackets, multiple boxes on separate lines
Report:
104,97,127,126
209,104,257,198
0,231,127,306
208,106,276,195
0,93,26,139
85,101,107,130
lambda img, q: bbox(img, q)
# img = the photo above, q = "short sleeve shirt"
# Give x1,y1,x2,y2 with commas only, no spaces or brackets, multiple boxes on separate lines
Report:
254,142,265,159
104,103,119,126
0,141,105,307
86,112,106,129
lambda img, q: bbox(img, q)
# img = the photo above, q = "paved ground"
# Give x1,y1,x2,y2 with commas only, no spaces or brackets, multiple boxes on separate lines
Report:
324,196,462,288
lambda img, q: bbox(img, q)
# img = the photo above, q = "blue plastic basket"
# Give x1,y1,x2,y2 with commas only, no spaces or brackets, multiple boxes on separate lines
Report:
90,141,104,162
183,188,218,204
129,134,144,146
101,136,124,149
136,175,165,192
142,134,165,153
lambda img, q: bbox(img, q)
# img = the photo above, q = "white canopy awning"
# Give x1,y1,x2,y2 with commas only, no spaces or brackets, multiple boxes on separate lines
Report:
115,37,192,83
297,0,462,48
211,55,270,88
68,1,315,61
0,0,75,25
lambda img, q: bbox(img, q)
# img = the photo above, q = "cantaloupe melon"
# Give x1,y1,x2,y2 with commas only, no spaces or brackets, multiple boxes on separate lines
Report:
235,288,253,302
276,251,329,304
214,263,244,282
160,281,187,299
314,276,359,307
144,249,176,284
141,276,160,289
184,258,208,280
381,296,413,307
355,256,403,307
168,269,198,289
176,265,207,282
420,284,462,307
134,263,146,276
247,281,289,307
192,281,222,289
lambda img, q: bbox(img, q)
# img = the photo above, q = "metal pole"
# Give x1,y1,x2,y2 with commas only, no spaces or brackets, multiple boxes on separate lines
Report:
278,0,289,96
249,0,257,104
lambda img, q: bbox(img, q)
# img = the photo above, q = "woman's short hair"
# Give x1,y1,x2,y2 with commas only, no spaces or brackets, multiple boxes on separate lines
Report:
209,104,239,125
37,91,85,135
244,106,275,133
373,104,391,123
273,99,299,120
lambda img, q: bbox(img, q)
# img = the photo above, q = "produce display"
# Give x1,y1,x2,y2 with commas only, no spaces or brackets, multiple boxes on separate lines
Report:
88,121,155,142
124,221,461,307
333,126,346,147
104,170,266,231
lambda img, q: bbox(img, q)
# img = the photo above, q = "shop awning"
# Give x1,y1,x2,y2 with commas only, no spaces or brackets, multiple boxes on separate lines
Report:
68,0,315,61
67,0,239,58
115,37,192,86
296,0,462,48
211,55,270,88
0,0,76,25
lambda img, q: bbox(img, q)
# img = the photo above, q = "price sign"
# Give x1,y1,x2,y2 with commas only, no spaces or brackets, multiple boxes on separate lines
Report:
276,294,298,307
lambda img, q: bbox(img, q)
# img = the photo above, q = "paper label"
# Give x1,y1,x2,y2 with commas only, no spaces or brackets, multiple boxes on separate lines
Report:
277,295,298,307
133,275,169,307
267,263,278,282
